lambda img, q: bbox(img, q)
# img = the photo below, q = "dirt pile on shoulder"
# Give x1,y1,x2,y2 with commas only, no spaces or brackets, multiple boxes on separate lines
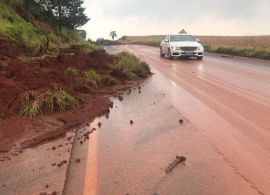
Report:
0,44,115,117
0,41,143,151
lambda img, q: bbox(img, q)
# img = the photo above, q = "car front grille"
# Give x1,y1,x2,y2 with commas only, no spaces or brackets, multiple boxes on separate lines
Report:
180,46,197,51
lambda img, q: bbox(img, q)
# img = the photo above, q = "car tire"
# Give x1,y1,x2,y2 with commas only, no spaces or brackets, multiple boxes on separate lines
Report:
160,48,165,58
168,49,174,60
197,56,203,60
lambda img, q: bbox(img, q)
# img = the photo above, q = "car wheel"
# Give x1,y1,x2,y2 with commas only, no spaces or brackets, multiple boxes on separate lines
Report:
160,48,165,58
168,49,174,60
197,56,203,60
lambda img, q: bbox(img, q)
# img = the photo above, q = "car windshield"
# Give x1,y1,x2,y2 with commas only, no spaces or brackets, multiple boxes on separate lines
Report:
170,35,195,42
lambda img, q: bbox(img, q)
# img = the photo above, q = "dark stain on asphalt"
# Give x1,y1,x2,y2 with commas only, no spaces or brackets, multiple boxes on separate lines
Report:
130,120,134,125
179,119,183,124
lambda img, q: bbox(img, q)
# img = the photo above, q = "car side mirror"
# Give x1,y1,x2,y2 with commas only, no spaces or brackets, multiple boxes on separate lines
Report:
196,39,200,42
164,39,169,43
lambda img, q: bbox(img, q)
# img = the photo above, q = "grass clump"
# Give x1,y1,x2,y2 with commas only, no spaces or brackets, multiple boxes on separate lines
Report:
111,52,150,80
80,42,102,53
101,75,118,86
82,69,102,89
66,67,79,77
20,88,78,117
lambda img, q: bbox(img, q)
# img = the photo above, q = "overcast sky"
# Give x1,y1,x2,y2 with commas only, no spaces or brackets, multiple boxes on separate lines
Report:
82,0,270,40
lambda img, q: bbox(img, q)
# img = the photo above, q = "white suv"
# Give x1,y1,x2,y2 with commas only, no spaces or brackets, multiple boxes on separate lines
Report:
160,34,204,60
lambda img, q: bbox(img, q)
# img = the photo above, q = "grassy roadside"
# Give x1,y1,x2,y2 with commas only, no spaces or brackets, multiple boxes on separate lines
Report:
0,1,98,54
204,45,270,60
119,35,270,60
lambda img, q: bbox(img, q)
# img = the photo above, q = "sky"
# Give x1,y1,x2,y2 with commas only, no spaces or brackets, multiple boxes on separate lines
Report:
82,0,270,40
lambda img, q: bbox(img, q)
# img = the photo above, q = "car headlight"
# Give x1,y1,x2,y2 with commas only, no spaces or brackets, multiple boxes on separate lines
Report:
171,46,180,50
198,46,204,51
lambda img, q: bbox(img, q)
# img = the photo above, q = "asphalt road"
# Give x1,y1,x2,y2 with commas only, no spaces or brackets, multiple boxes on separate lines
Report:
2,45,270,195
81,45,270,195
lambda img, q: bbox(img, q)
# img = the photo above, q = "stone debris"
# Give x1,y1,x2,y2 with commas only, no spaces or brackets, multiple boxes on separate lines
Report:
118,96,124,101
165,156,186,173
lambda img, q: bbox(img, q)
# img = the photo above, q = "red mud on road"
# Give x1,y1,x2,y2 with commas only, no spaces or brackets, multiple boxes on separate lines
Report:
0,40,145,152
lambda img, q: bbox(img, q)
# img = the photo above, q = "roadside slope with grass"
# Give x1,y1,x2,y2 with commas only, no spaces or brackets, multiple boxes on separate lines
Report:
0,1,151,151
119,35,270,60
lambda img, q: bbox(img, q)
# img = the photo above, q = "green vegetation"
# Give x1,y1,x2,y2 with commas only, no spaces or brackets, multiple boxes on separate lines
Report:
37,0,89,30
0,1,94,54
66,67,79,77
79,41,102,53
101,75,118,86
111,52,150,80
204,45,270,60
82,69,102,89
109,31,117,40
21,88,79,117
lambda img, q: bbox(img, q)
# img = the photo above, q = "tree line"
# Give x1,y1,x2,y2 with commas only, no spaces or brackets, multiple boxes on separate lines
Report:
11,0,90,30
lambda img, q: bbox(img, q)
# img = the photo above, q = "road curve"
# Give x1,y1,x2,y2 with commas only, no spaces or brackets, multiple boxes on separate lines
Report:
82,45,270,195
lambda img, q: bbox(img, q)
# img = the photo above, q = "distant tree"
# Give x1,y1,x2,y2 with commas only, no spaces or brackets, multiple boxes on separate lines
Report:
110,31,117,40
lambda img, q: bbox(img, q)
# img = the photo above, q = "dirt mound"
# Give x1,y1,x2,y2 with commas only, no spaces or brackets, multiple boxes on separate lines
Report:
0,39,23,60
0,41,144,151
0,45,115,117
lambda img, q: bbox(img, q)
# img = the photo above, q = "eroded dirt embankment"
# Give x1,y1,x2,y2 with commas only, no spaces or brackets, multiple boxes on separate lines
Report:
0,40,148,152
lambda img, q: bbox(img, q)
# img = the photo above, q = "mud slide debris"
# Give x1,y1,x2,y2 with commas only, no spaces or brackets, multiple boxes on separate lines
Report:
165,156,186,173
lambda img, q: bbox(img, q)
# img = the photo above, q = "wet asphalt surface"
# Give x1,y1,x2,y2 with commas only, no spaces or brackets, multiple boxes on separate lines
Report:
1,45,270,195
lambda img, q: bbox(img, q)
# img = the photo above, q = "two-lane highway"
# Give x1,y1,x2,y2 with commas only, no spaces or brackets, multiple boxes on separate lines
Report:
79,45,270,195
